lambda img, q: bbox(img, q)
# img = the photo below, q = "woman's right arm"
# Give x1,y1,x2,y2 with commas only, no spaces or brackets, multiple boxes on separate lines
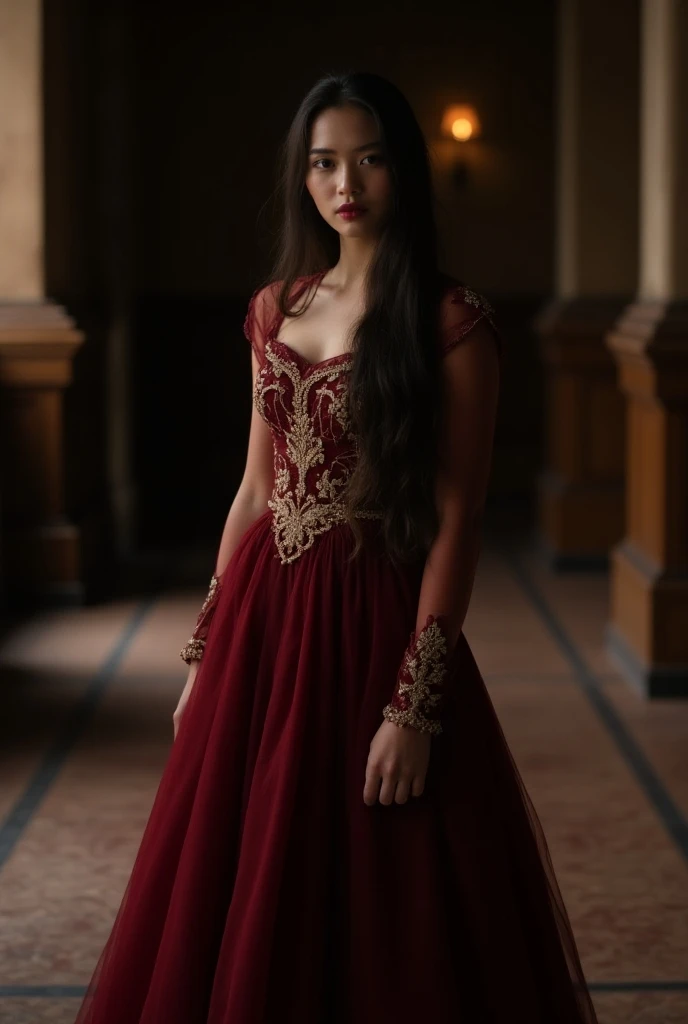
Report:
176,348,273,702
213,349,274,575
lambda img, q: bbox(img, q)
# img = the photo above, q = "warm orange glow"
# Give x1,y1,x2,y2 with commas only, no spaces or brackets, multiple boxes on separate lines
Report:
451,118,474,141
441,104,481,142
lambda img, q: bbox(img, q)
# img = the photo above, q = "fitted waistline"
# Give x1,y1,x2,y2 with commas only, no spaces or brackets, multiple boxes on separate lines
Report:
268,496,384,565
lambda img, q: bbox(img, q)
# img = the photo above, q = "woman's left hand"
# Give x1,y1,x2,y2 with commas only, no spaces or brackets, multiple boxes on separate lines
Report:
363,720,432,806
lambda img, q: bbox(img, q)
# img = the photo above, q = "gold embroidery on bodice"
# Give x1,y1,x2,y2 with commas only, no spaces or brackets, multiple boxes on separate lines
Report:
459,287,497,329
254,340,383,565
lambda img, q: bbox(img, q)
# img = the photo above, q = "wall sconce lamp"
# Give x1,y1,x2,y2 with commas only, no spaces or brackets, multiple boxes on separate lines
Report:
440,104,481,187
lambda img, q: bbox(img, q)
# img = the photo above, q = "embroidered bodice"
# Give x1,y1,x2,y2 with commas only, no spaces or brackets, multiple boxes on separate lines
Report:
252,338,382,564
243,271,497,567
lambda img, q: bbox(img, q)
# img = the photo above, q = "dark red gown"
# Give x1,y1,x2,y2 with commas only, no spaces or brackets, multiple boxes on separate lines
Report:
75,272,598,1023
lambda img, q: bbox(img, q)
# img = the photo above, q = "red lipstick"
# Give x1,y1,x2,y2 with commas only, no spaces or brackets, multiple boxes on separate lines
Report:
336,202,368,220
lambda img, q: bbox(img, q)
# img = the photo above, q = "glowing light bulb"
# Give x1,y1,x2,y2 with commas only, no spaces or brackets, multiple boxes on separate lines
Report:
441,104,481,142
451,118,474,141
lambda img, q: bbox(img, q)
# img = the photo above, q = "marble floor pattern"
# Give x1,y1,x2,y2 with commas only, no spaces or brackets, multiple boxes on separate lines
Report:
0,541,687,1024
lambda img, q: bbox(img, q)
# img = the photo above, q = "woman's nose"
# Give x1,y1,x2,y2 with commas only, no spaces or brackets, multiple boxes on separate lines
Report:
338,164,362,194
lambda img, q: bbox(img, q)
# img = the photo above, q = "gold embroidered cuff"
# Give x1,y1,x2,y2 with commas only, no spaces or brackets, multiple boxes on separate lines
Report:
179,573,222,665
179,637,206,664
381,704,443,736
382,615,449,735
199,573,221,615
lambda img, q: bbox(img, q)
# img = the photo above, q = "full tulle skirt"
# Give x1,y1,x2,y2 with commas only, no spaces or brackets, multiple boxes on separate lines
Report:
75,511,597,1023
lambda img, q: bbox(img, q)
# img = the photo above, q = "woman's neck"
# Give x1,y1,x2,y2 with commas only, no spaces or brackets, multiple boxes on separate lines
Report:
326,236,377,291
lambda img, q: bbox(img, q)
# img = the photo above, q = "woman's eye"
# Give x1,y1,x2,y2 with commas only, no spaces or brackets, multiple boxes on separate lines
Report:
312,155,383,169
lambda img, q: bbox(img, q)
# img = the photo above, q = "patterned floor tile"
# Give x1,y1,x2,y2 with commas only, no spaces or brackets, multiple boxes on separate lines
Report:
592,990,688,1024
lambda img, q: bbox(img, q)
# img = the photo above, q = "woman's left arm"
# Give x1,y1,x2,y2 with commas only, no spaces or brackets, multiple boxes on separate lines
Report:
381,306,502,736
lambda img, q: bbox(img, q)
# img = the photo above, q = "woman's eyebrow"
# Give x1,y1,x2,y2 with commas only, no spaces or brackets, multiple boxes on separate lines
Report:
308,141,381,155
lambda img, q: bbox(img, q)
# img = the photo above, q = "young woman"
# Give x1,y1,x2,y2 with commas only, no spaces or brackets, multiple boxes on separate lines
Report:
76,72,598,1023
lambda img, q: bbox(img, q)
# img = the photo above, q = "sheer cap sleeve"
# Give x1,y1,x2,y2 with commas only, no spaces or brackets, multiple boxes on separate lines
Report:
439,281,503,359
243,281,281,368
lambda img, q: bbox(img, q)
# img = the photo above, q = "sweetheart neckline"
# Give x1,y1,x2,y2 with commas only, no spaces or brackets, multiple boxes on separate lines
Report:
267,337,353,372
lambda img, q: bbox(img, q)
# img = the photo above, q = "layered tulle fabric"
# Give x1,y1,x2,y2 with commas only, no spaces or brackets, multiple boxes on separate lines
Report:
76,510,597,1024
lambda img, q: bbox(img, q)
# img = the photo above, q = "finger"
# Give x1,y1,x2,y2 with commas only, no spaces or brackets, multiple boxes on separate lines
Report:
363,763,382,806
378,771,398,806
411,773,425,798
394,777,411,805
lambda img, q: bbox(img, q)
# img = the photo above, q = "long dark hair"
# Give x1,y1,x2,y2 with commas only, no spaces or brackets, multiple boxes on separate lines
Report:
269,71,443,565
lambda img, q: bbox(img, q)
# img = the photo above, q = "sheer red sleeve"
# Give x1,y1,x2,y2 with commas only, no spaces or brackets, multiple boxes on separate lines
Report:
382,283,504,734
439,283,501,357
243,280,281,369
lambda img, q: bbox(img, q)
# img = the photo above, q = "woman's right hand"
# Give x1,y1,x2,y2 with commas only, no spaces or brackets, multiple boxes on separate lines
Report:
173,661,199,739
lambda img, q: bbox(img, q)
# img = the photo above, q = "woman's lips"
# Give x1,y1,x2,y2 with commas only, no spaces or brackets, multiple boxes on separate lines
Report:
337,207,368,220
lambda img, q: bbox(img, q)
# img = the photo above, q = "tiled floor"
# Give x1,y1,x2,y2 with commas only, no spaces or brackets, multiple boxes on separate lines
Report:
0,543,686,1024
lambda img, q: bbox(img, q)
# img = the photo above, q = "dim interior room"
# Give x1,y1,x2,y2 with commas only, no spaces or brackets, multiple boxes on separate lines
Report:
0,1,687,1022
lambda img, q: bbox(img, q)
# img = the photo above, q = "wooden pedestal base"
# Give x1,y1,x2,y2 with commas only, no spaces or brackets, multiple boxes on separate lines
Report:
534,296,628,569
0,301,84,605
605,300,688,697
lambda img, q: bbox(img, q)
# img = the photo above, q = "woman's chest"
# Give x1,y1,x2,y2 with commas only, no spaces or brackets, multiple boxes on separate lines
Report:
254,341,355,443
273,288,362,366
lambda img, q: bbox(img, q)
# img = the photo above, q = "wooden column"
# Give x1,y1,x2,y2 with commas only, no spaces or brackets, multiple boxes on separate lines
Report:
0,0,84,603
605,0,688,696
535,0,639,568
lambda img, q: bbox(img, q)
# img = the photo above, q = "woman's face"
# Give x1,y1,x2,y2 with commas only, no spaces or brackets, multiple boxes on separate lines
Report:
305,104,393,240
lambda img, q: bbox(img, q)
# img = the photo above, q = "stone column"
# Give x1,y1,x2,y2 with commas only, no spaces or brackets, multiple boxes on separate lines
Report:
0,0,84,603
534,0,639,568
605,0,688,696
